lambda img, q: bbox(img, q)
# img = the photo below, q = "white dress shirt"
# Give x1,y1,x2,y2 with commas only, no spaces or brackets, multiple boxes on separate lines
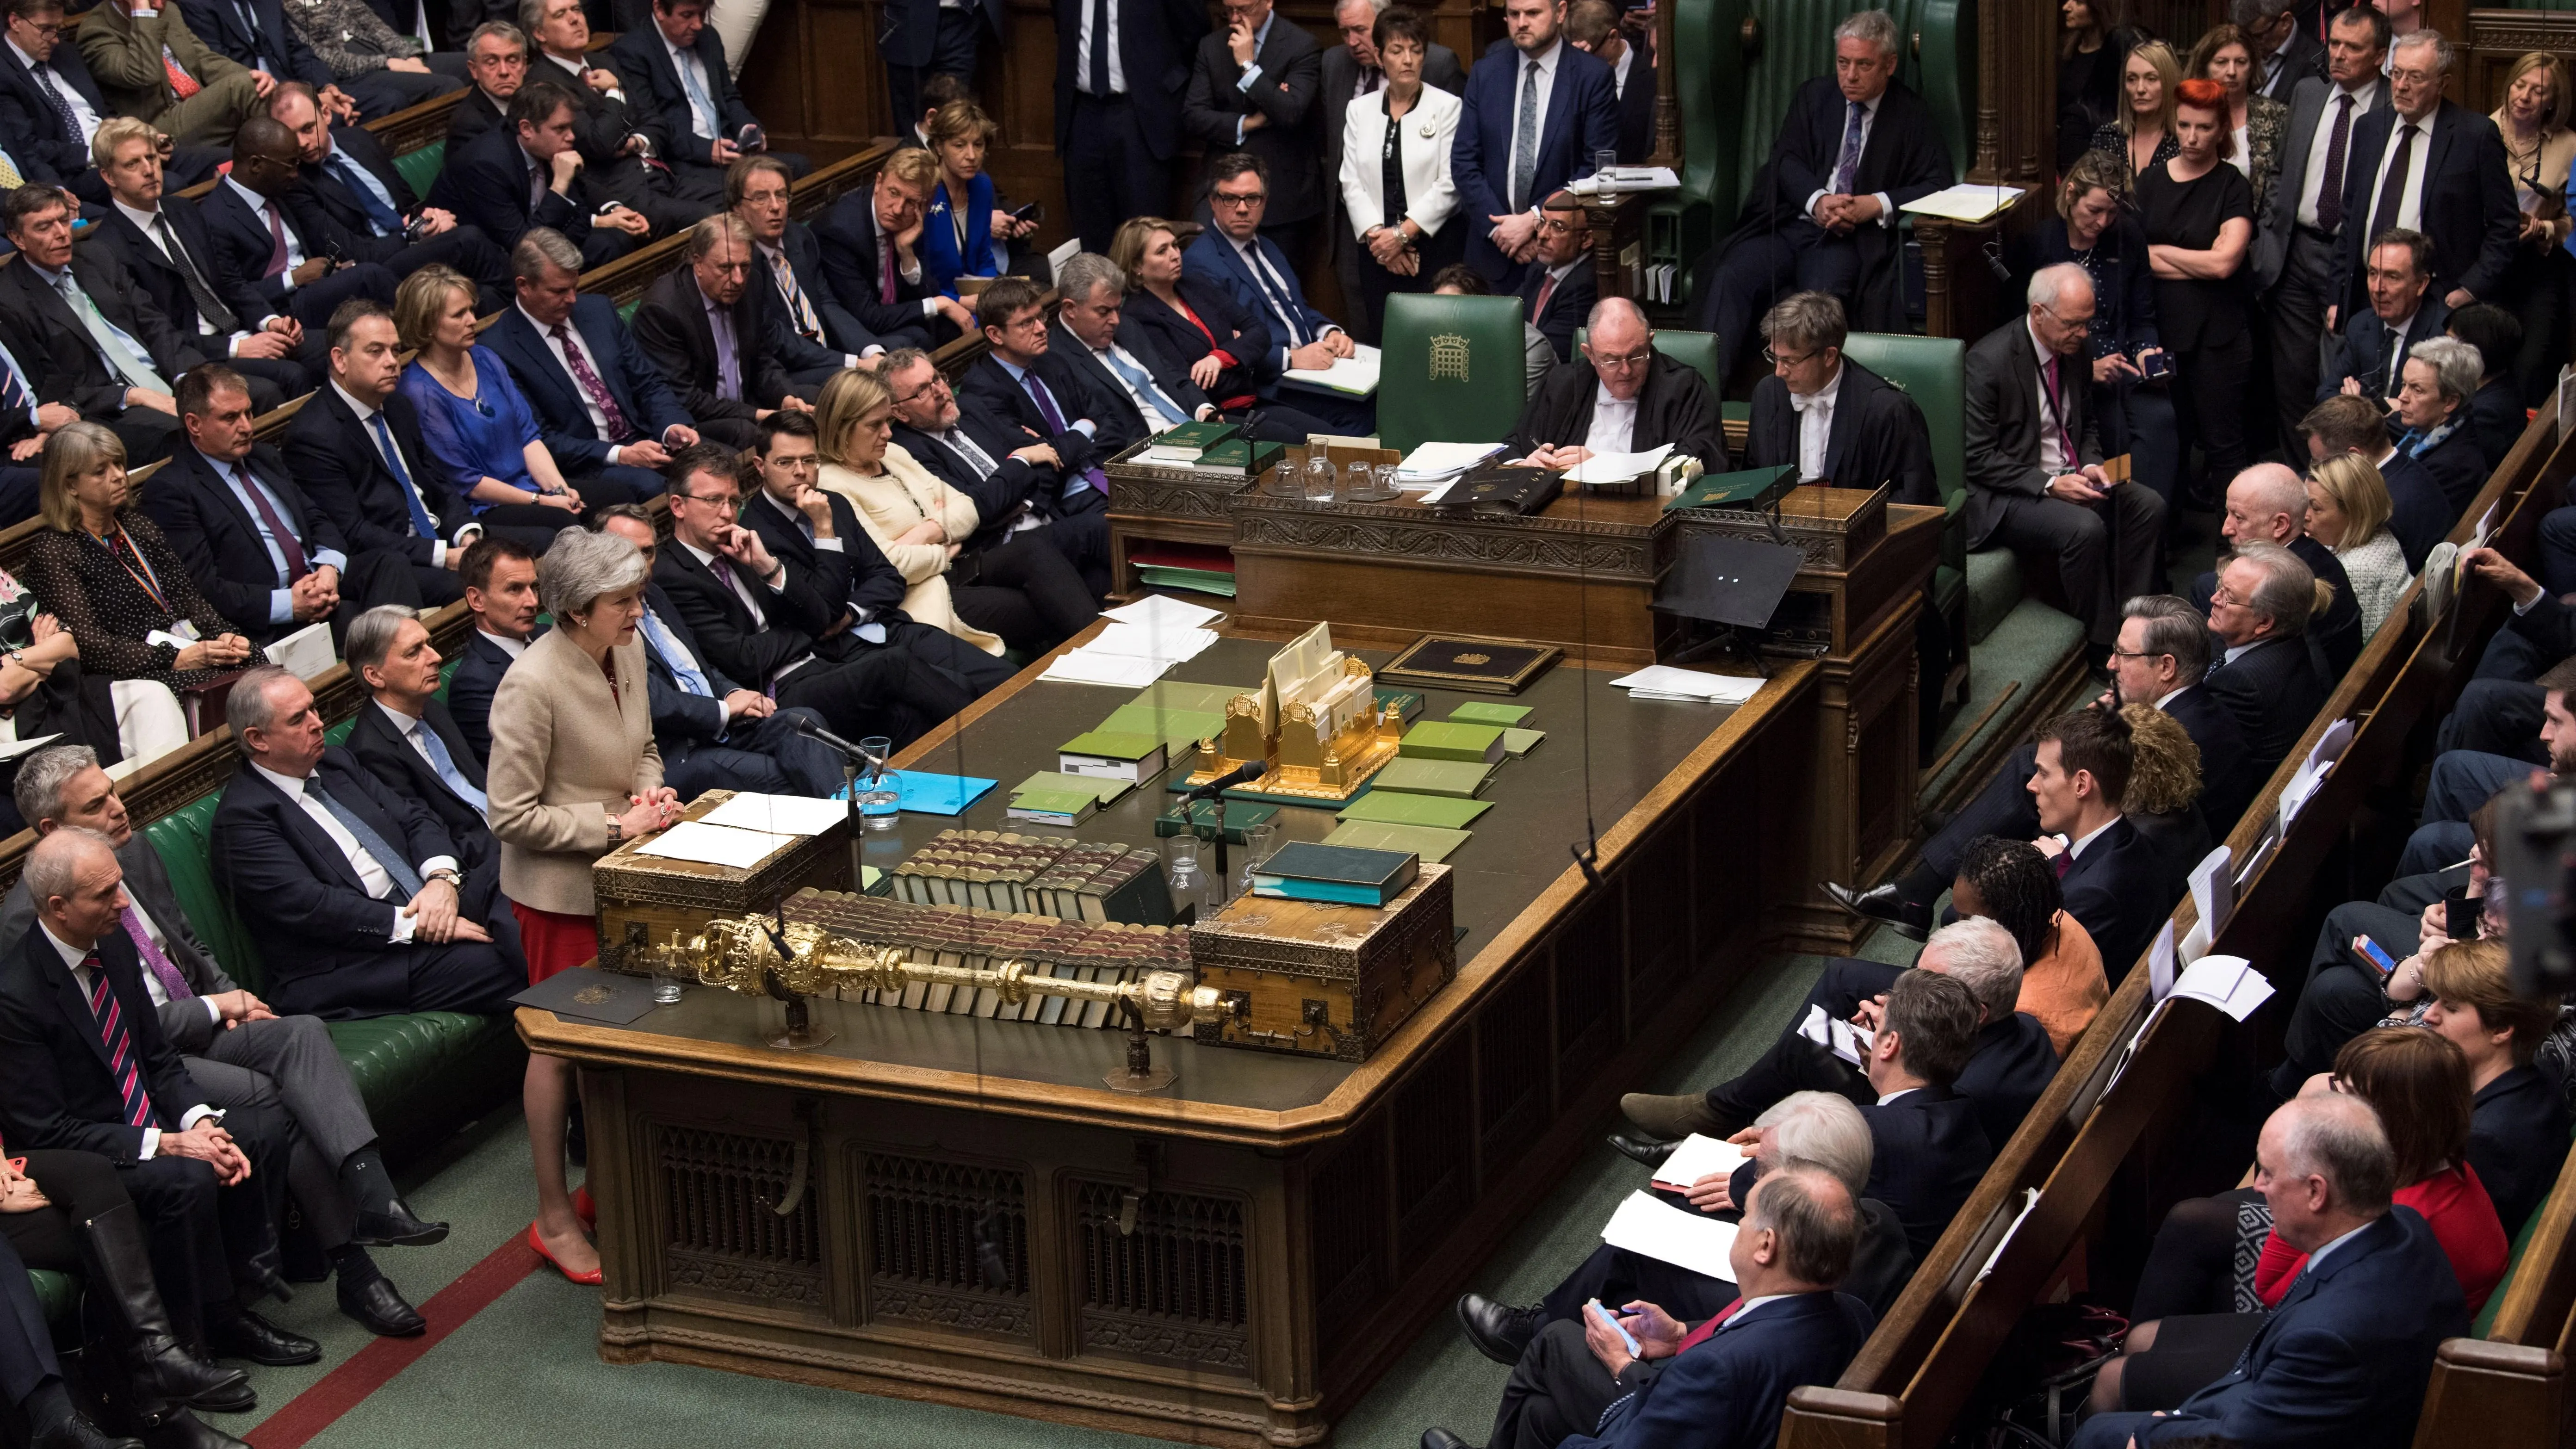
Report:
1507,39,1562,214
2028,318,2079,475
872,210,942,320
1075,0,1125,94
663,33,719,140
2063,815,2122,861
43,920,218,1157
2363,108,2436,236
2298,80,2379,228
326,378,474,566
515,302,656,463
544,49,620,105
478,628,529,662
1875,1086,1919,1105
1581,379,1637,454
250,763,454,941
1610,43,1632,100
1091,339,1205,428
112,898,218,1023
1791,364,1843,482
681,538,779,626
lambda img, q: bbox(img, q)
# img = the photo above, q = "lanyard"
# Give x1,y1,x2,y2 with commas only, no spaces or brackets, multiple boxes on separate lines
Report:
97,524,169,614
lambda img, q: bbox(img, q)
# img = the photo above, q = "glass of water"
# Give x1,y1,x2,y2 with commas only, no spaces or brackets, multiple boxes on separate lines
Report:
650,953,686,1005
1234,820,1279,898
1593,148,1618,178
1305,454,1338,503
858,735,899,829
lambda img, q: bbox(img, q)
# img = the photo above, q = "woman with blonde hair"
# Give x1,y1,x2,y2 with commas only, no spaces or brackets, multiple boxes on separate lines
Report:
2493,52,2576,397
2086,38,2182,194
813,361,1096,654
2303,453,2413,635
1108,217,1334,441
920,100,1033,297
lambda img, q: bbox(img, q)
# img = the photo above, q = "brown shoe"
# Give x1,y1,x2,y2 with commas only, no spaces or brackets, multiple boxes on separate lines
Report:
1619,1091,1726,1140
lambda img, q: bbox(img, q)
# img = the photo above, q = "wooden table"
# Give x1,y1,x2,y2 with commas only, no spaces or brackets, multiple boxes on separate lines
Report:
523,633,1825,1446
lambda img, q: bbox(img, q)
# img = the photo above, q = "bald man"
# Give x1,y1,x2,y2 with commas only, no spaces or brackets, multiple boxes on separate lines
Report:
1504,297,1728,473
2187,463,2365,680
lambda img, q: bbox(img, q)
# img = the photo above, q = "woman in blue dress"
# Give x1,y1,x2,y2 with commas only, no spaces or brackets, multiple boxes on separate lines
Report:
392,266,640,550
919,100,1036,298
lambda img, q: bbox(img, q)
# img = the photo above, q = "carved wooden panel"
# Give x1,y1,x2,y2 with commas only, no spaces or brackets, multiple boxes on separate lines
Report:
1553,888,1625,1088
1392,1034,1476,1262
860,1152,1035,1339
1623,818,1693,1034
1308,1116,1387,1364
1476,963,1553,1184
1070,1180,1253,1373
657,1125,828,1307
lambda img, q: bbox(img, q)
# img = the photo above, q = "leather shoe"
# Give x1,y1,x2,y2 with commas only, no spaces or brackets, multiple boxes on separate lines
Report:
31,1412,142,1449
1618,1091,1726,1141
1421,1429,1475,1449
1820,881,1931,934
1454,1293,1538,1367
203,1309,320,1367
338,1273,427,1337
1608,1132,1678,1169
352,1201,450,1249
139,1409,250,1449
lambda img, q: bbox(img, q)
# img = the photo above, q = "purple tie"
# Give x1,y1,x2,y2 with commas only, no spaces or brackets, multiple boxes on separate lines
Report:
2054,850,2072,880
123,907,192,1002
1022,373,1107,495
551,322,636,442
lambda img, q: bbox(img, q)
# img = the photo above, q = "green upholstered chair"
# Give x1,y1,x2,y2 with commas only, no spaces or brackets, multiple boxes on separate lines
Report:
324,718,355,746
1377,294,1531,454
144,796,268,995
1573,326,1722,392
393,141,446,205
1839,331,1968,685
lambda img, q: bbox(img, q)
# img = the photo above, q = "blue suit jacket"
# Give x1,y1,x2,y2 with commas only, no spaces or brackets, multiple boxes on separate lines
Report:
604,24,755,169
137,440,349,642
921,171,1005,297
483,295,694,470
1449,39,1620,279
2074,1208,2467,1449
1858,1086,1993,1260
1182,227,1338,373
2058,816,2174,983
0,42,103,182
1563,1290,1876,1449
443,628,518,766
425,124,599,255
2322,296,2449,405
761,217,875,359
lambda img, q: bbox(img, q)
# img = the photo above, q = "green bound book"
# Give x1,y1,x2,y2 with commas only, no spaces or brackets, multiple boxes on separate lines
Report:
1059,731,1169,784
1195,439,1289,476
1154,420,1239,452
1011,770,1132,805
1374,687,1425,723
1338,790,1492,829
1449,701,1533,726
1323,820,1472,863
1100,702,1228,755
1399,720,1506,763
1372,757,1493,799
1664,464,1797,512
1251,842,1419,906
1501,727,1546,757
1005,790,1099,827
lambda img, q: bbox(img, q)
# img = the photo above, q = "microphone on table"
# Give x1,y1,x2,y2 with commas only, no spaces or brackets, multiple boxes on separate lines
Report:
785,712,878,764
1179,760,1263,804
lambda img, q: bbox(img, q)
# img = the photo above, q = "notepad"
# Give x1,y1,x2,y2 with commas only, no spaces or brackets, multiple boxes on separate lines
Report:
635,821,796,869
1599,1190,1739,1279
1501,727,1545,757
1320,820,1472,863
886,771,996,815
1448,701,1533,726
1370,757,1494,799
1337,790,1491,829
697,791,852,836
1398,720,1506,763
1650,1134,1752,1192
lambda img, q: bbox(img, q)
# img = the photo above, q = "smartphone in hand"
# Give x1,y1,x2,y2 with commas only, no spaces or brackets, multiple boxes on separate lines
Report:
1585,1298,1641,1356
2353,936,2400,978
2445,893,2480,941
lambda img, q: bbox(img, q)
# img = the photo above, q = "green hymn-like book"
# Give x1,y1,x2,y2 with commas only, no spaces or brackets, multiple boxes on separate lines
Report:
1663,464,1797,512
1398,720,1507,763
1154,420,1239,452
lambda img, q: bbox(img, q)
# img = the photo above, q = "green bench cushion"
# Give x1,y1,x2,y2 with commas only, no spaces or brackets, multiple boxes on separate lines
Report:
29,1268,74,1339
392,141,446,205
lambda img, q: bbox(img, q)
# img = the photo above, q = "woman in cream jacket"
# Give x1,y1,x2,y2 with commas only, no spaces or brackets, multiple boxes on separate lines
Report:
1339,7,1464,336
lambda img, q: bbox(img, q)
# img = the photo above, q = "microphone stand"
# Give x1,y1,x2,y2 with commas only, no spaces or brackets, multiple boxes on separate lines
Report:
791,715,881,891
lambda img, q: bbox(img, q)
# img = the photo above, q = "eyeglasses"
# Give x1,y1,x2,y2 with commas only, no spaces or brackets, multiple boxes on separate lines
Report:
1212,191,1266,209
1536,217,1584,236
2210,583,2248,608
1590,349,1653,371
2106,649,2174,662
677,493,741,513
892,378,947,406
1762,345,1821,367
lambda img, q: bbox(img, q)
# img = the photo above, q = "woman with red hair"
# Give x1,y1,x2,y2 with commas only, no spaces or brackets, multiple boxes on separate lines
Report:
2140,76,2255,509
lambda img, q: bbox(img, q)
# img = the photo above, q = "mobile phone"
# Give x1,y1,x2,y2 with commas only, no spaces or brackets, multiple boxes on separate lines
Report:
2138,349,2171,379
2353,936,2400,978
2445,892,2479,941
737,123,767,152
1584,1299,1641,1356
1009,200,1044,223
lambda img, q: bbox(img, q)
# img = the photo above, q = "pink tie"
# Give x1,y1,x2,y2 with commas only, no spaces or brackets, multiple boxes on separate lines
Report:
1531,272,1557,323
880,236,897,305
261,201,289,278
1675,1296,1747,1354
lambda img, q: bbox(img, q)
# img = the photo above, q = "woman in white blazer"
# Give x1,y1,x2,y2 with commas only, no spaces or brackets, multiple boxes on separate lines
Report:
1339,7,1465,337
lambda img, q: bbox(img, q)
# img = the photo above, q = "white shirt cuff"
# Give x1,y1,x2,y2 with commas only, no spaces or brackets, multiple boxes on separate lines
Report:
859,345,884,359
1872,192,1894,228
919,298,939,318
429,541,446,567
607,445,625,465
717,697,736,725
1238,63,1262,90
389,906,416,942
179,1104,219,1129
200,997,222,1023
1804,189,1829,220
2516,591,2544,615
140,1126,158,1157
420,855,459,879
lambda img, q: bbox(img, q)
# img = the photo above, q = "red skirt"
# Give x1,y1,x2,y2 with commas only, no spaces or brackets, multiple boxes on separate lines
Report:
514,902,598,985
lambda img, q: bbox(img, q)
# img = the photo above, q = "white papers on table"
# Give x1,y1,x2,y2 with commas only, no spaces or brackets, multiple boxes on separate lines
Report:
1038,614,1224,687
1566,444,1674,486
267,620,336,681
1086,620,1220,664
1282,343,1381,397
1610,665,1763,704
634,821,796,869
1651,1134,1752,1191
2187,846,2234,938
1599,1190,1739,1278
1038,650,1174,687
0,733,60,763
2278,717,2353,827
1797,1003,1873,1066
1102,595,1224,632
698,791,850,837
1396,440,1505,485
1899,183,2026,222
1568,166,1680,195
1976,1188,2042,1282
2171,954,2275,1021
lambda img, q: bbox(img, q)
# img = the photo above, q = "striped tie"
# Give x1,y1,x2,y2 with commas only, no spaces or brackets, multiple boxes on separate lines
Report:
83,951,155,1130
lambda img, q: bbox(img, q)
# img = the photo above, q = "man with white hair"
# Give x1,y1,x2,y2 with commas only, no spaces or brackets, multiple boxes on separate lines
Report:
2205,541,2331,780
1504,297,1726,472
1965,263,2167,663
2324,30,2516,325
2186,463,2365,679
2071,1092,2467,1449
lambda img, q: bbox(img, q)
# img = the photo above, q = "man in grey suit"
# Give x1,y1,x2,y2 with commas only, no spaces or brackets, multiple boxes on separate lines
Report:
2260,5,2389,458
0,746,450,1339
1320,0,1465,341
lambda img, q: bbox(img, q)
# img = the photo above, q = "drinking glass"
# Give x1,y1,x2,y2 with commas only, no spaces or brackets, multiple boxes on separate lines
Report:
1593,149,1618,177
1234,820,1279,898
858,735,899,829
1164,836,1214,922
650,954,687,1005
1305,454,1338,503
1347,461,1399,502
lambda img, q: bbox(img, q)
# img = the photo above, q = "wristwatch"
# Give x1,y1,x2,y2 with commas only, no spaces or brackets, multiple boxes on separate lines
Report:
424,867,462,888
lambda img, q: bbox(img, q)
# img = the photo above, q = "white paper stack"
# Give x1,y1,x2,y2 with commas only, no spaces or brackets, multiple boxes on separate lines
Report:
267,620,337,681
1282,344,1381,397
1599,1190,1739,1278
1610,665,1764,704
1899,183,2026,222
1102,596,1224,631
2170,954,2275,1021
1567,444,1674,487
1650,1134,1752,1192
2187,846,2234,938
1038,650,1174,687
698,791,852,836
1395,440,1505,486
634,821,797,868
1797,1003,1873,1067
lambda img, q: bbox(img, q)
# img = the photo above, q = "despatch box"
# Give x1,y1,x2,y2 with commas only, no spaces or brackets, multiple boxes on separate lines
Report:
590,790,854,974
1186,865,1455,1061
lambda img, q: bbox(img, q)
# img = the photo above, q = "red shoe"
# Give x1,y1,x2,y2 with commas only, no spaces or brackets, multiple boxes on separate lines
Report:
526,1222,602,1286
572,1185,596,1230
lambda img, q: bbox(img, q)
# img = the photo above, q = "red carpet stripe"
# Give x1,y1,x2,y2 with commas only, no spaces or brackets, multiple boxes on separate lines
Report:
246,1233,545,1449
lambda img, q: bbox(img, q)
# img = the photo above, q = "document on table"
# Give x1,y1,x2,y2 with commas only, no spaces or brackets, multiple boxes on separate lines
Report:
1566,444,1674,486
1600,1190,1739,1279
2171,954,2274,1021
1650,1133,1752,1191
1282,344,1381,397
1085,621,1221,664
267,620,336,681
634,821,796,868
697,792,851,837
1040,650,1175,687
1610,665,1764,704
1899,183,2027,222
1395,440,1505,483
1102,595,1224,632
1797,1003,1873,1067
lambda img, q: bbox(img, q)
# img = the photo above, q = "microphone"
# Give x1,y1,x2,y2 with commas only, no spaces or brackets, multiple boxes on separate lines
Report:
1180,760,1263,803
786,712,878,764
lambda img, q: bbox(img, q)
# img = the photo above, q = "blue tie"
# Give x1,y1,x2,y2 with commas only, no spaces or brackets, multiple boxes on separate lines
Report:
1103,347,1186,425
328,153,403,236
303,780,425,899
369,411,440,542
1240,242,1307,346
639,609,714,698
0,337,32,423
674,47,720,138
412,720,486,812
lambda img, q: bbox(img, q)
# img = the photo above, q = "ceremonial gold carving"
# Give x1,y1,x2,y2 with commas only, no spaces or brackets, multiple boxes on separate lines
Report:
1188,623,1401,804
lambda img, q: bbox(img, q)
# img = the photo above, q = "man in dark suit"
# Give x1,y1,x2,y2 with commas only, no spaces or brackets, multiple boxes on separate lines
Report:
1449,0,1616,286
1053,0,1206,253
1050,249,1219,451
731,154,879,383
1964,265,2166,658
2245,0,2326,101
270,84,509,298
210,665,523,1021
1515,189,1596,363
0,1232,150,1449
1568,0,1652,163
486,228,694,499
173,0,359,117
2303,391,2450,571
2027,703,2177,979
2328,30,2517,328
283,300,477,610
2184,463,2365,681
603,0,804,199
2205,541,2332,799
1744,291,1936,505
813,149,973,350
594,507,844,799
1181,0,1322,263
1426,1165,1877,1449
891,345,1111,602
2321,227,2446,405
0,184,204,465
1505,296,1726,471
523,0,717,232
956,277,1112,507
443,535,538,765
2260,6,2390,455
632,213,808,450
0,0,225,204
198,118,404,334
1695,9,1953,383
2071,1093,2468,1449
1319,0,1462,341
1181,151,1375,434
654,444,975,747
3,746,447,1339
439,17,521,149
143,365,425,648
427,77,651,267
0,829,316,1375
878,0,1000,165
341,607,500,886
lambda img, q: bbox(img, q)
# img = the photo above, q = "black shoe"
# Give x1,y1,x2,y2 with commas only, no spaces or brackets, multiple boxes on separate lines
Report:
31,1413,143,1449
1609,1132,1681,1169
138,1409,250,1449
338,1273,427,1337
174,1360,254,1417
1820,881,1930,933
204,1309,320,1367
1421,1430,1475,1449
1454,1293,1539,1367
352,1201,450,1249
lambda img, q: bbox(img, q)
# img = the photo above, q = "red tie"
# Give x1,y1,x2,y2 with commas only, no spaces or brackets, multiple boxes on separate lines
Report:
1673,1296,1746,1354
260,200,289,279
1531,272,1557,323
230,463,310,581
2042,353,2074,463
879,235,898,305
2054,849,2072,879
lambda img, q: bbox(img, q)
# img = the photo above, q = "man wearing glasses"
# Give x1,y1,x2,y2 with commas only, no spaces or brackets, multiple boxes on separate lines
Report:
1743,290,1935,505
1517,189,1594,362
632,212,812,450
1503,295,1723,473
1181,150,1374,434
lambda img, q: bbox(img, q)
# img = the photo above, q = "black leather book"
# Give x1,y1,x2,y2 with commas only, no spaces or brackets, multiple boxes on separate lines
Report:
1432,464,1562,517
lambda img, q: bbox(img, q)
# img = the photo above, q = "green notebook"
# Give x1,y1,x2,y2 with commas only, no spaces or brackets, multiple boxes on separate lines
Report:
1663,464,1797,512
1012,770,1133,804
1399,720,1506,763
1338,790,1492,829
1059,730,1164,762
1323,820,1473,863
1006,789,1098,826
1501,727,1546,757
1100,702,1228,755
1153,420,1239,452
1449,701,1533,726
1371,757,1493,799
1131,680,1245,714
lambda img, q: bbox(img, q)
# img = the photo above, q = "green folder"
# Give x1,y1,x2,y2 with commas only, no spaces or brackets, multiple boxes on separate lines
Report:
1322,820,1473,863
1371,757,1493,799
1501,727,1546,757
1130,680,1245,714
1152,420,1238,452
1011,770,1133,804
1059,730,1164,762
1663,464,1798,512
1449,701,1533,726
1338,790,1492,829
1100,702,1228,755
1007,789,1098,824
1374,687,1425,723
1399,720,1506,763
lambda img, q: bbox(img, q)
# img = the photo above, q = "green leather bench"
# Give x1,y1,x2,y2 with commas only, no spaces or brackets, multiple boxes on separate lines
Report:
393,141,446,207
